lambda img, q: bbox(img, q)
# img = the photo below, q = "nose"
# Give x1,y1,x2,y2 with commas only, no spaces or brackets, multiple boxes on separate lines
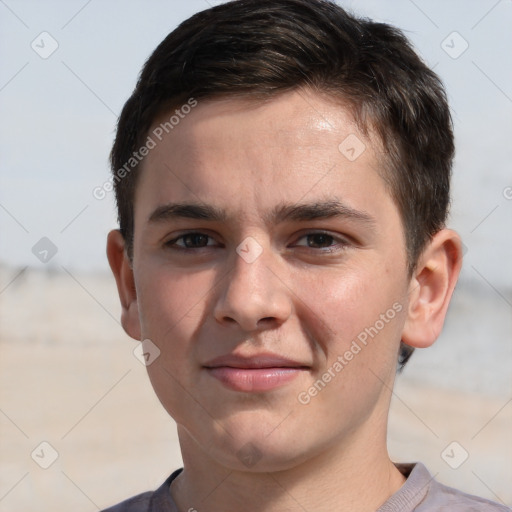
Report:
213,244,292,331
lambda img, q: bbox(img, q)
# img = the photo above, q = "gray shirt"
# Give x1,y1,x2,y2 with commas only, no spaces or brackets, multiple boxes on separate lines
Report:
102,462,511,511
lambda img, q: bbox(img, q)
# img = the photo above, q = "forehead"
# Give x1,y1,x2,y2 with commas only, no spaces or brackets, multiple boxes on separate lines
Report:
149,90,372,161
135,89,393,224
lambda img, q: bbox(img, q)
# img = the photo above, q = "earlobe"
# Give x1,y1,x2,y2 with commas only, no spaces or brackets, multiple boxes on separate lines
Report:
106,230,142,341
401,229,463,349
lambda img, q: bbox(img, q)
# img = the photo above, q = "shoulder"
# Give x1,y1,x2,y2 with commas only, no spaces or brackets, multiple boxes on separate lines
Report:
421,478,511,511
402,463,510,512
101,491,153,512
101,469,182,512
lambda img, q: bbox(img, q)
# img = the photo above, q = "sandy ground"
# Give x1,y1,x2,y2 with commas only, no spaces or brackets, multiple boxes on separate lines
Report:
0,267,511,511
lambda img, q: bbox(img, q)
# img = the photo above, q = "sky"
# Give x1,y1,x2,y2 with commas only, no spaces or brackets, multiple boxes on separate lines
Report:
1,0,511,290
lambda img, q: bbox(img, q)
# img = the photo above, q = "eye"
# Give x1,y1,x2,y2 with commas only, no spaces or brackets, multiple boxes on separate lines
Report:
294,232,349,250
165,232,217,249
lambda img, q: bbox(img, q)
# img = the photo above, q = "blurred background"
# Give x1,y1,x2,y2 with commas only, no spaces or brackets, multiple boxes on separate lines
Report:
0,0,511,510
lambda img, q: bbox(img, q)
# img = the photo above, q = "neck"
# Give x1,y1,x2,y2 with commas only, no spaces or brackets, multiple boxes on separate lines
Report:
170,419,405,512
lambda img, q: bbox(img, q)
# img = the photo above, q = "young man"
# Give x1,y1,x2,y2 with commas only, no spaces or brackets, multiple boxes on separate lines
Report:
104,0,508,510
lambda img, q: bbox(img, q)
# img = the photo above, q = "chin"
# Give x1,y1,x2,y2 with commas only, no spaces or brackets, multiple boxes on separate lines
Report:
188,411,321,473
216,435,314,473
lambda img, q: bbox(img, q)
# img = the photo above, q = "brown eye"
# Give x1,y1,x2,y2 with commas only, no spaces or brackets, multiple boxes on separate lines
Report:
166,232,215,249
182,233,210,248
306,233,335,248
293,231,351,253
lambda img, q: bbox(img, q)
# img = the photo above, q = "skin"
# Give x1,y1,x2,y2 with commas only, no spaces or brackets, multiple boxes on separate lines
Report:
107,89,462,512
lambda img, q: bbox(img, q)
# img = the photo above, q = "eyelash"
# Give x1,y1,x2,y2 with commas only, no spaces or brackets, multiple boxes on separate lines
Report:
164,231,350,252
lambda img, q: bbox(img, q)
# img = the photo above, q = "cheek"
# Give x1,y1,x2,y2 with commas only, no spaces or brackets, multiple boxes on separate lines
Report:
293,267,406,431
296,263,402,355
294,260,409,415
136,266,218,423
134,264,219,405
136,264,215,339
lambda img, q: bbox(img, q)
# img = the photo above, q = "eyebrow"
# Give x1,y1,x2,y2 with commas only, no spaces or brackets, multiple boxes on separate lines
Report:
147,199,376,228
266,200,375,227
148,203,227,223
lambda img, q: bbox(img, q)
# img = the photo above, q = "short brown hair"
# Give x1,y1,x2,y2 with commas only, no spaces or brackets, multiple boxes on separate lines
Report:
110,0,455,369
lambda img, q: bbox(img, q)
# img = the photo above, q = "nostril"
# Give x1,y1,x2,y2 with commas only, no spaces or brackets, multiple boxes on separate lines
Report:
256,317,279,328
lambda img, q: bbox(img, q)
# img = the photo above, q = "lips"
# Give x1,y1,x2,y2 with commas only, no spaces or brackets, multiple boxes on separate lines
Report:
203,353,310,392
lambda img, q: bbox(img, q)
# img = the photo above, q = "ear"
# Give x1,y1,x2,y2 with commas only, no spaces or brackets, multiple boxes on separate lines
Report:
401,229,463,349
106,229,141,341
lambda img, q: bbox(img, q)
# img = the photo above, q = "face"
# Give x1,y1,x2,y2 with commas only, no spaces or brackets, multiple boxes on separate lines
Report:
128,90,411,471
